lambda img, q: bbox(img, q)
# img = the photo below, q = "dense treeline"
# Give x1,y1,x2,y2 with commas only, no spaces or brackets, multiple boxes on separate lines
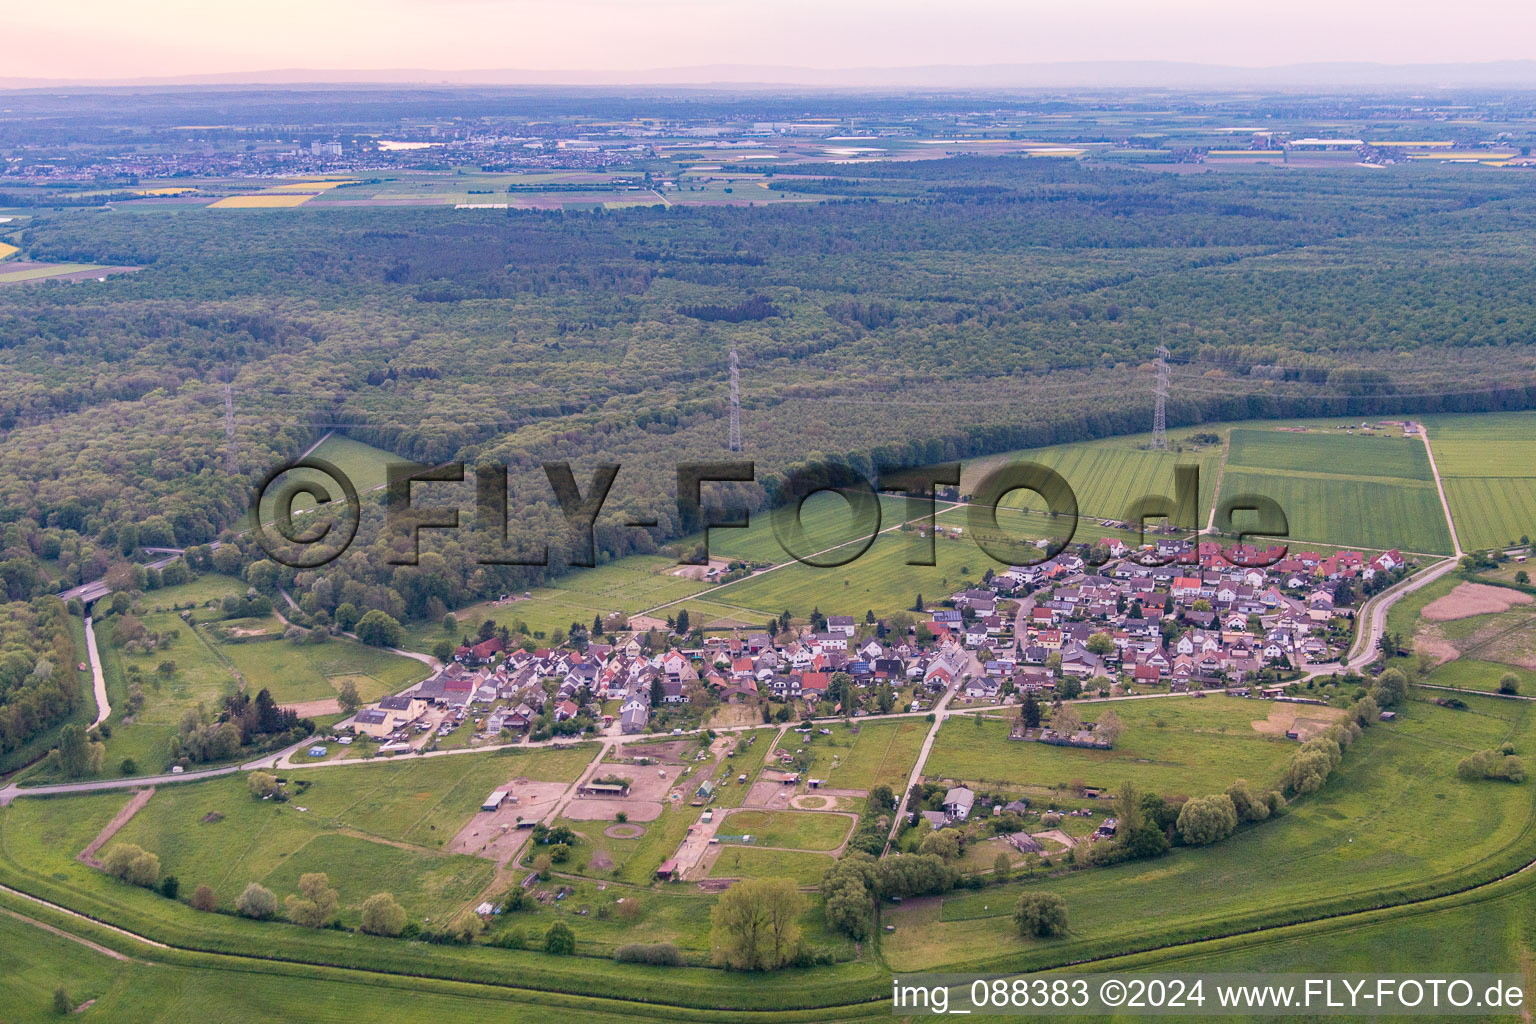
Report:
0,598,80,760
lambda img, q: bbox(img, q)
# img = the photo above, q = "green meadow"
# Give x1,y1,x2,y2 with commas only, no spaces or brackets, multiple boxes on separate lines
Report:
111,775,493,925
250,433,407,525
789,718,929,793
1421,412,1536,551
883,692,1534,971
705,846,835,886
925,696,1334,796
718,809,854,851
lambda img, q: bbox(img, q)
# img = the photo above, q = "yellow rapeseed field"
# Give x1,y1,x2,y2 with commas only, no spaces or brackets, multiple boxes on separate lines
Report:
208,194,313,208
271,180,359,190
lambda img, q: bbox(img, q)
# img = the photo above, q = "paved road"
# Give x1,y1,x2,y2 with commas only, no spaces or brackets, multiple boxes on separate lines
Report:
56,552,187,605
1300,555,1459,679
882,679,959,855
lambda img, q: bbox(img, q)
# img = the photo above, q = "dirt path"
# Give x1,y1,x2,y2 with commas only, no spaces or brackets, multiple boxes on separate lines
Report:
1202,432,1232,534
77,787,155,868
0,905,133,961
282,698,343,717
1420,424,1463,558
0,882,170,950
1032,827,1078,850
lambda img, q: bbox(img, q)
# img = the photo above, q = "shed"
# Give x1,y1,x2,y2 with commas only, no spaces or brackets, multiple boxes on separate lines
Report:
1006,832,1043,854
482,790,508,812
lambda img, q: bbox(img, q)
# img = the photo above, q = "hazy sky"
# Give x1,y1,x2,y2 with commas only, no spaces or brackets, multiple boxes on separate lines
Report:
7,0,1536,80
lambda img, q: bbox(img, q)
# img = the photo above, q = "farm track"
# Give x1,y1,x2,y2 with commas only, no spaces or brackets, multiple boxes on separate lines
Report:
1421,424,1464,558
76,787,155,868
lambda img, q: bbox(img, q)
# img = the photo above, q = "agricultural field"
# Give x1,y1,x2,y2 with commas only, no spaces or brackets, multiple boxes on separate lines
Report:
217,631,428,705
208,194,313,208
883,692,1534,971
402,555,712,649
1425,658,1536,695
702,505,1054,621
788,719,928,793
963,432,1223,523
0,903,677,1024
1217,428,1452,553
1405,579,1536,677
1226,427,1433,481
1420,412,1536,552
925,697,1321,796
250,433,406,524
705,493,932,565
0,260,133,284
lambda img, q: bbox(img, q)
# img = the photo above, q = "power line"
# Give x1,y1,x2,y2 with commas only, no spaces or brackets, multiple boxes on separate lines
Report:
1152,344,1170,450
222,382,239,475
728,349,742,453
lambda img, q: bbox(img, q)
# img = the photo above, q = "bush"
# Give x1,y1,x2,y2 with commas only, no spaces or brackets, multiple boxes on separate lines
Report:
615,941,683,965
360,892,407,936
488,927,526,949
544,921,576,955
1370,667,1407,708
248,771,279,799
102,843,160,888
1499,673,1521,696
159,875,180,900
354,609,405,647
236,882,277,920
191,884,217,912
1177,794,1238,846
1014,892,1068,938
284,873,340,928
1457,750,1527,782
53,984,72,1015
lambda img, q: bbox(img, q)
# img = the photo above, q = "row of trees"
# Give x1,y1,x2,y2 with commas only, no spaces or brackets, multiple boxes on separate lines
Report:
100,843,412,937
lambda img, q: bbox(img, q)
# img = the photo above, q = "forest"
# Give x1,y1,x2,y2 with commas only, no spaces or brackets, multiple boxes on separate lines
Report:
3,155,1536,740
0,598,80,766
